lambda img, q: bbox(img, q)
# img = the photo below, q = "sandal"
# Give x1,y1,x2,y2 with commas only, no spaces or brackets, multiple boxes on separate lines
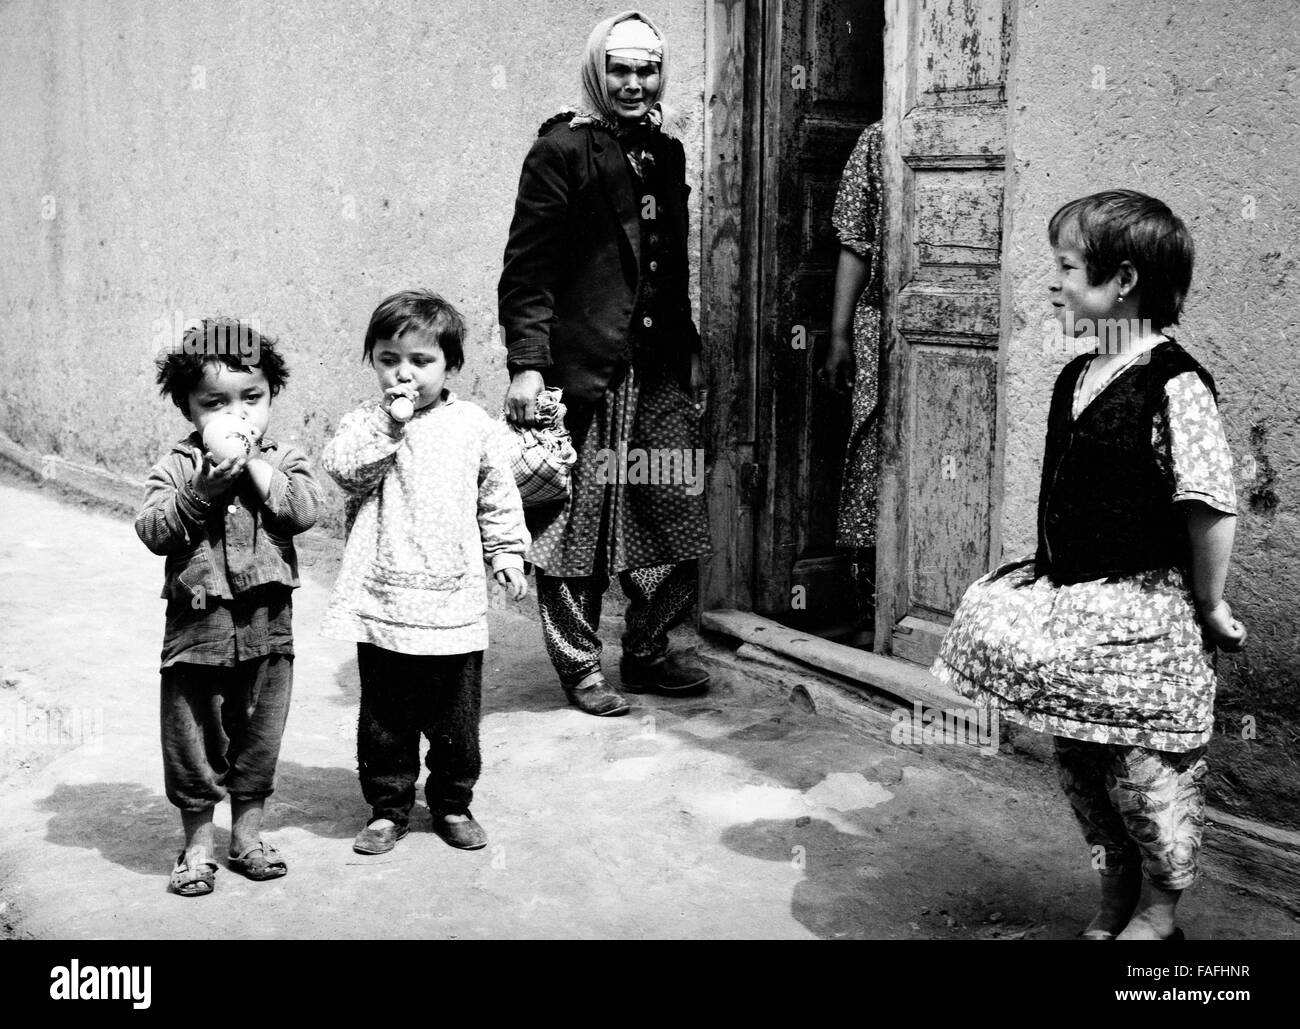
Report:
228,841,288,881
169,850,217,897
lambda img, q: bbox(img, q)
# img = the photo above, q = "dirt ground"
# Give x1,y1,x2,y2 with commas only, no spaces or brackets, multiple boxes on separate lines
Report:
1,473,1296,940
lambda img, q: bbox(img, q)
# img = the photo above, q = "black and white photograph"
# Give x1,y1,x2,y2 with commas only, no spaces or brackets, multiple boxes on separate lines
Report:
1,0,1296,979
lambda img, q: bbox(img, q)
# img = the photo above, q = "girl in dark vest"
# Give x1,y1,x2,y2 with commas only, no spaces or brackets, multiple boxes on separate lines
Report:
932,190,1246,940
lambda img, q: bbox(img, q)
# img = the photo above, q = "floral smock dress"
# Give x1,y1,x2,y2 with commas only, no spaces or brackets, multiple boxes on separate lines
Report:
830,122,885,547
931,340,1237,753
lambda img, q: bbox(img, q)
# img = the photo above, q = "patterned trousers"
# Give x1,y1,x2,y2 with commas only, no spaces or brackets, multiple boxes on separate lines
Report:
536,561,698,686
1054,736,1208,891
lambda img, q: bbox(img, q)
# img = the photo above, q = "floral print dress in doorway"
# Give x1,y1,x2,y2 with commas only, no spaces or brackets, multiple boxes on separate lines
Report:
830,122,885,548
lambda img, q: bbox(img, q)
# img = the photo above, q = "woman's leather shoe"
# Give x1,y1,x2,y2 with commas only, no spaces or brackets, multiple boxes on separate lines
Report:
563,675,631,716
620,652,711,694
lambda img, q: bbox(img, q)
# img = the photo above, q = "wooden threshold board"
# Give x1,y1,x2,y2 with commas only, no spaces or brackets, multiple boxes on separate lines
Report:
701,608,963,713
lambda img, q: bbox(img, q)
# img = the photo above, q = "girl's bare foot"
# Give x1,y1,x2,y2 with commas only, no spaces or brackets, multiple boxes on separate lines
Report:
1116,880,1181,940
1083,868,1141,938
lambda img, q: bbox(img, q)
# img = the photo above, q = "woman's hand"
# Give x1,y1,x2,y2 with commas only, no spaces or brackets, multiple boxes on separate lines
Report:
1198,599,1248,652
819,334,856,394
495,566,528,600
688,353,708,417
823,246,869,394
506,370,545,427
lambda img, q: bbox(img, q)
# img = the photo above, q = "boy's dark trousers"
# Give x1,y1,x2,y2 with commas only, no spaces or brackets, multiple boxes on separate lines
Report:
356,643,483,829
160,654,293,810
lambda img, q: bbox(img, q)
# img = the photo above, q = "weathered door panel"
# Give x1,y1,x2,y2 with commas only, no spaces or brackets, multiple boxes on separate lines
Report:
908,350,997,612
877,0,1013,664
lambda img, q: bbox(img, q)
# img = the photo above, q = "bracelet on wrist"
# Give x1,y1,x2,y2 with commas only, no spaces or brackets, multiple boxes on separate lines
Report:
184,480,212,506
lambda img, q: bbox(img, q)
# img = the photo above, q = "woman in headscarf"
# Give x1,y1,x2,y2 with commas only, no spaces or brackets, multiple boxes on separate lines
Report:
499,11,712,716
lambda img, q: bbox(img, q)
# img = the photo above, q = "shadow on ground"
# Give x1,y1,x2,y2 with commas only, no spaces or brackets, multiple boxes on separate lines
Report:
721,815,1068,940
639,689,1078,940
36,783,177,877
34,760,372,876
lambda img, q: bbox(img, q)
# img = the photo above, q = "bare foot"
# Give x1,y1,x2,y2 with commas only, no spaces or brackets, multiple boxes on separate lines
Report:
1116,915,1170,940
1084,870,1141,938
1116,880,1181,940
180,807,215,868
230,797,267,858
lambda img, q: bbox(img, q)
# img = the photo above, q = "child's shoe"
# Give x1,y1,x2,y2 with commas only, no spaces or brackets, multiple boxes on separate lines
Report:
432,810,488,850
169,850,217,897
228,841,288,880
353,820,409,855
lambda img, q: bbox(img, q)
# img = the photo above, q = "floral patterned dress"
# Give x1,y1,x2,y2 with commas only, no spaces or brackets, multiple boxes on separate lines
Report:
830,122,885,547
931,345,1237,752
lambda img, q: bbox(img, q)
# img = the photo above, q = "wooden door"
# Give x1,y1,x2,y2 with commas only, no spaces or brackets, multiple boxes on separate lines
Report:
875,0,1015,663
753,0,885,627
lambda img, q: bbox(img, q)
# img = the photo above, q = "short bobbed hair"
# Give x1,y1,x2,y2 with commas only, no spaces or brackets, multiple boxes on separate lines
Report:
363,289,466,370
1048,189,1194,329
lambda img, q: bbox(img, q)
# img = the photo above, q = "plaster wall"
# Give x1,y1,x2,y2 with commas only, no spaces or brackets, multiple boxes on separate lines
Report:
0,0,706,535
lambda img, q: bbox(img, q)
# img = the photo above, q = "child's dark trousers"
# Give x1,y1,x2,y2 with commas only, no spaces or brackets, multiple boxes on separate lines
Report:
356,643,483,829
160,654,293,811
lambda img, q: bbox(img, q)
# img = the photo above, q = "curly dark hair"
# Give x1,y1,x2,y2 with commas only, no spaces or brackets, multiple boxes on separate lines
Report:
155,319,289,414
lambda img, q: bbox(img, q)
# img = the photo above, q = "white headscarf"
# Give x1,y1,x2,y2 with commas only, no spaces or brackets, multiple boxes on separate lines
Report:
573,11,666,129
606,17,663,61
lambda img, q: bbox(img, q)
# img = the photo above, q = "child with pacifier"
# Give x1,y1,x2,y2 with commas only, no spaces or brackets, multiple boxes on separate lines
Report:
321,289,529,854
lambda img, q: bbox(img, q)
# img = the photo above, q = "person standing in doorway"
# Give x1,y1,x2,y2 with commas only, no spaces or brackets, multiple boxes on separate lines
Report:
499,11,712,717
820,122,885,623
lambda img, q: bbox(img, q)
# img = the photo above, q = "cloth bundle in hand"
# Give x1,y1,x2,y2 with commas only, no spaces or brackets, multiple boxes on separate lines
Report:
502,387,578,508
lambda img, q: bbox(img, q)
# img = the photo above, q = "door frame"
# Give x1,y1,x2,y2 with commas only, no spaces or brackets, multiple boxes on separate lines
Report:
701,0,764,613
700,0,1015,650
700,0,883,617
873,0,1017,659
